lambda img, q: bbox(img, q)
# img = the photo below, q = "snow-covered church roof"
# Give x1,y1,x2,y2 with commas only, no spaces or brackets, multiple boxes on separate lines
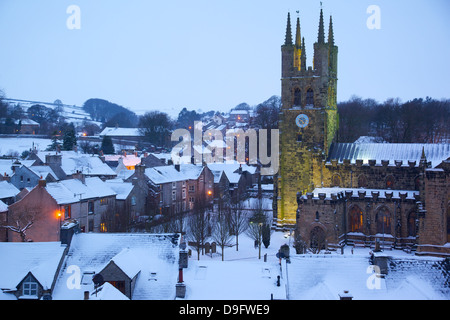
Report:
328,143,450,168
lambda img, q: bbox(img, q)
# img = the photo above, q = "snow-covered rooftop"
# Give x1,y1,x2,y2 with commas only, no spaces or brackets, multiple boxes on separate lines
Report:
0,242,66,291
52,233,181,300
45,177,116,204
105,180,134,200
145,164,204,184
0,181,20,199
307,187,417,200
328,143,450,168
99,127,141,137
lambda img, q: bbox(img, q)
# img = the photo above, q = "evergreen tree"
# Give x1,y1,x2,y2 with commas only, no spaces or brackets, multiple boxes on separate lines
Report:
101,136,115,154
62,125,77,151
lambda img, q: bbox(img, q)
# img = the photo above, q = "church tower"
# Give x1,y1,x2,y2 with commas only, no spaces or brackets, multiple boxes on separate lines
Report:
277,9,338,227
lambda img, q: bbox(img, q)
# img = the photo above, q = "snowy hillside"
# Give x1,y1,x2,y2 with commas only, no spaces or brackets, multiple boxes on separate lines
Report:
4,98,102,127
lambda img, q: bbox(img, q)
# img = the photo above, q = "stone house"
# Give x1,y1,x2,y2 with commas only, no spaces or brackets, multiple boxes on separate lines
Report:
126,164,214,217
6,176,116,242
0,241,67,300
0,181,20,205
10,163,58,190
105,178,148,231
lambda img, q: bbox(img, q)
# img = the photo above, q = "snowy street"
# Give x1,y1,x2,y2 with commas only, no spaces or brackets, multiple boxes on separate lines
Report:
183,231,449,300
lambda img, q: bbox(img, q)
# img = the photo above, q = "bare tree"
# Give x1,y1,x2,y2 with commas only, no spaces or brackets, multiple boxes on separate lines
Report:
229,200,248,251
186,197,211,260
245,198,271,259
2,208,36,242
211,213,234,261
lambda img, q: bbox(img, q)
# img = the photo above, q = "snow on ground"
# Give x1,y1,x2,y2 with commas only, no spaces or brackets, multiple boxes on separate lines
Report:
0,137,52,156
184,231,449,300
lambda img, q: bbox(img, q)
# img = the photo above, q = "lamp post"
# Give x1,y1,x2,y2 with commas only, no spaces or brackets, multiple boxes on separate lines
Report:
258,222,263,260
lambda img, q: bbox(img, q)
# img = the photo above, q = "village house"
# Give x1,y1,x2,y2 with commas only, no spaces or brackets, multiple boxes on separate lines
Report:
207,162,258,202
27,151,117,181
105,178,148,231
0,223,186,300
9,162,58,190
15,118,40,135
5,176,116,242
126,164,214,217
51,231,184,300
0,180,20,205
0,241,67,300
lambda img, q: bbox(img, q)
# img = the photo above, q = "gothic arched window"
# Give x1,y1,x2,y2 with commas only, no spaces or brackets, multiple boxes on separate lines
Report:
293,88,301,106
358,174,368,188
376,207,391,234
349,205,363,233
331,174,341,187
385,175,395,189
306,88,314,106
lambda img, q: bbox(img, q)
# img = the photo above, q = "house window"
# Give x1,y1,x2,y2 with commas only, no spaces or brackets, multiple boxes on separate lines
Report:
172,190,176,201
22,275,38,298
293,88,302,106
109,281,126,295
88,201,94,214
188,185,195,192
100,222,107,233
349,206,363,233
131,196,136,206
306,88,314,105
100,198,108,206
20,175,24,182
64,205,71,219
182,189,186,199
172,182,176,189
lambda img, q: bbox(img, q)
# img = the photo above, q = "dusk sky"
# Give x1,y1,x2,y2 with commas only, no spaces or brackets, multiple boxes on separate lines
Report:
0,0,449,118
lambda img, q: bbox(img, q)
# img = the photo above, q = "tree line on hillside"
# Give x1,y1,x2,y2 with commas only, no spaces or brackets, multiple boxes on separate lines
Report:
2,89,449,149
337,96,450,143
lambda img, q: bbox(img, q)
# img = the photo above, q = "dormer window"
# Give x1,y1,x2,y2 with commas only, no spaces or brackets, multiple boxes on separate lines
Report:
22,274,38,298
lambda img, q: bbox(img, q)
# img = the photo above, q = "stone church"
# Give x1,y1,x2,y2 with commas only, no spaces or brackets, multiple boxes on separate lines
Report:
275,10,450,257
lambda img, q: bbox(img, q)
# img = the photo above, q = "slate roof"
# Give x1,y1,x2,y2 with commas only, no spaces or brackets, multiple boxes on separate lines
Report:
328,143,450,168
51,233,181,300
145,164,204,184
45,177,116,204
0,242,66,292
0,181,20,199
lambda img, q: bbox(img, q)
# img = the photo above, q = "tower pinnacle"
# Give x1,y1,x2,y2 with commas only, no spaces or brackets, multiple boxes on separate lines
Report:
295,14,301,48
328,15,335,46
284,12,293,46
318,8,325,44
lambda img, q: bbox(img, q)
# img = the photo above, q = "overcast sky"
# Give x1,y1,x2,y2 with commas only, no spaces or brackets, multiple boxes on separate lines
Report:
0,0,449,118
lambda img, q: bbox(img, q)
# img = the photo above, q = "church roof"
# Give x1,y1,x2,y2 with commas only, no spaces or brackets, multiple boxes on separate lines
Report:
328,143,450,168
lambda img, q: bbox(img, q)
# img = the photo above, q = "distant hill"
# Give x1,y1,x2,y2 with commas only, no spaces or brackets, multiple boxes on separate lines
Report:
82,98,138,128
4,98,101,127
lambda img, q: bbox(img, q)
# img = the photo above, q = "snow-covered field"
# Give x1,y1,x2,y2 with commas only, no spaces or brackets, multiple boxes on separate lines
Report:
0,137,52,156
183,231,449,300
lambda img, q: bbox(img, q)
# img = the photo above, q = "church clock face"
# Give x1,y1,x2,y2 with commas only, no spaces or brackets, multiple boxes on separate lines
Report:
295,114,309,129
